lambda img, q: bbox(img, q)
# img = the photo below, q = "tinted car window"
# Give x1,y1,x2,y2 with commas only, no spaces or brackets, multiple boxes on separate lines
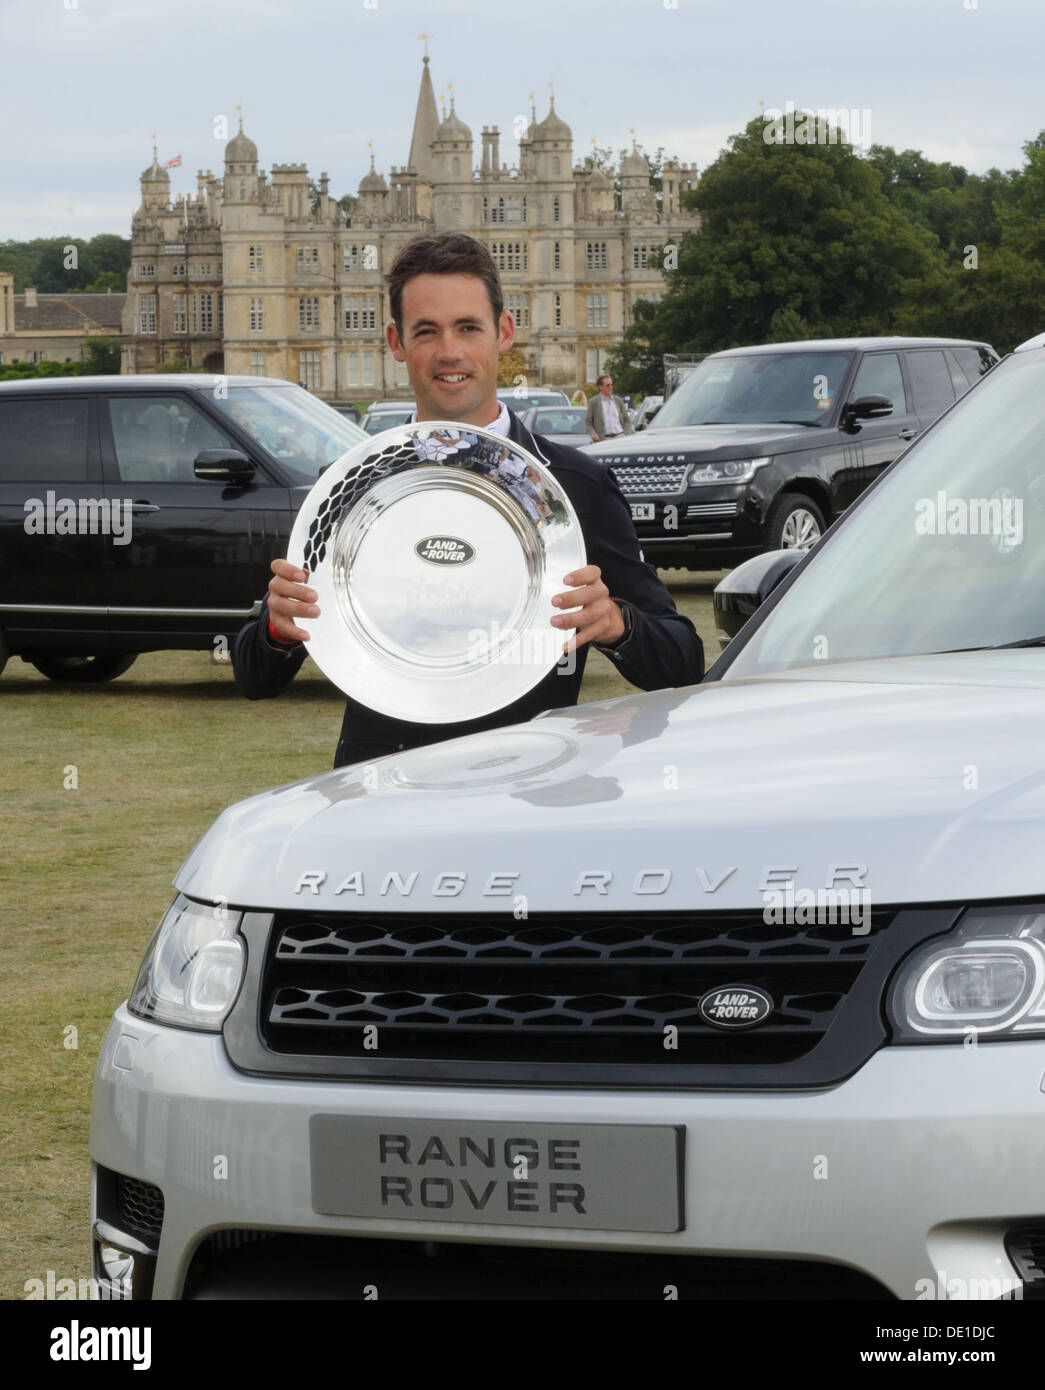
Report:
945,350,970,394
906,350,955,418
211,384,367,484
850,352,907,412
108,397,232,483
953,346,994,382
0,396,88,481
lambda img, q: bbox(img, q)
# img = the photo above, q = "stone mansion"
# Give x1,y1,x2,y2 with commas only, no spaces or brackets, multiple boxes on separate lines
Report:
120,57,698,399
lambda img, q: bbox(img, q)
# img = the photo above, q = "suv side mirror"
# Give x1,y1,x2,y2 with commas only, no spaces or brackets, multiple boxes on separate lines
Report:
713,548,805,646
194,449,255,484
842,395,893,432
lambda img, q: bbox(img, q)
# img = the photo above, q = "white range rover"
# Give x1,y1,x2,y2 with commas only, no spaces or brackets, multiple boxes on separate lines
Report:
90,337,1045,1301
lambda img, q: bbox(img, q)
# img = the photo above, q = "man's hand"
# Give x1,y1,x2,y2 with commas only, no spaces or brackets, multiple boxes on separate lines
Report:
551,565,626,655
267,558,320,643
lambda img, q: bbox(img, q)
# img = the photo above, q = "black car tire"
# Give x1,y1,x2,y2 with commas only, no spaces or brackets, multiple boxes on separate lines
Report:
29,653,139,683
766,493,826,552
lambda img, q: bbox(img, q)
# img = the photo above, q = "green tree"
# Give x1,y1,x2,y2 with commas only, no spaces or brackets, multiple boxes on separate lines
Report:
32,239,98,292
608,116,948,392
86,233,131,278
83,270,125,293
81,336,121,374
1000,131,1045,262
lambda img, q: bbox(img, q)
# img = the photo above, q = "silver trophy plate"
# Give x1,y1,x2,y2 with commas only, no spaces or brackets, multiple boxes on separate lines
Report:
287,421,587,723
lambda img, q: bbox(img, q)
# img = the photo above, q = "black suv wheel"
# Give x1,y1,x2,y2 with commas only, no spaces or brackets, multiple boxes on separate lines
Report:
29,653,138,683
766,493,826,552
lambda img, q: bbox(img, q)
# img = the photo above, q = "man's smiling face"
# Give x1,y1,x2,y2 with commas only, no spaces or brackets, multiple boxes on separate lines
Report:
386,272,514,426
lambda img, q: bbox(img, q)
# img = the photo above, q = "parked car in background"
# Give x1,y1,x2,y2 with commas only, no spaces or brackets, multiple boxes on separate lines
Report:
331,403,362,425
0,375,366,682
518,405,591,446
90,333,1045,1300
360,401,416,435
496,387,570,415
630,395,664,431
581,337,998,568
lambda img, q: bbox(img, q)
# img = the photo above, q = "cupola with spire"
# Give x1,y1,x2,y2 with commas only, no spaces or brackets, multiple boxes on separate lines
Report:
436,92,471,146
358,148,388,195
621,134,653,211
225,113,258,169
224,113,259,204
533,91,572,145
139,140,170,212
531,89,572,183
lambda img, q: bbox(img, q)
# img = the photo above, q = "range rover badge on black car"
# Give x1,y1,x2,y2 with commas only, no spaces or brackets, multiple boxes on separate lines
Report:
699,985,774,1029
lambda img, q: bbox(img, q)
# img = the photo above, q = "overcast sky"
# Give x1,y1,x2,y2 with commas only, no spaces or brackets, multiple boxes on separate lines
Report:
1,0,1041,241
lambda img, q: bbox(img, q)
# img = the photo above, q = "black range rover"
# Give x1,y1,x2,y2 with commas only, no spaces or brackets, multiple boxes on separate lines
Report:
0,375,366,681
581,337,998,567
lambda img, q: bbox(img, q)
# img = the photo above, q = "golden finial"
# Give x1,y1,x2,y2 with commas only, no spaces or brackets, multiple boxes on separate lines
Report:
418,32,430,60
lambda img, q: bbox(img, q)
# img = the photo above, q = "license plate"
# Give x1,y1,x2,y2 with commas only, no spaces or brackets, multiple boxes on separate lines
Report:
630,503,655,522
310,1116,683,1232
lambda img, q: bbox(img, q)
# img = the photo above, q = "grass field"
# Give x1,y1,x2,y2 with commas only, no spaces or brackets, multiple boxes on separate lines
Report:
0,570,722,1299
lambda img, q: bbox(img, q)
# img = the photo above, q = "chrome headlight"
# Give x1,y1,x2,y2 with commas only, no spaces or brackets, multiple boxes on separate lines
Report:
128,894,246,1032
688,456,771,486
889,908,1045,1039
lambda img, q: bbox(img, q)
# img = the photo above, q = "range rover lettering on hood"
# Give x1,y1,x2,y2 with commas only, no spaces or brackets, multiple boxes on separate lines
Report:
290,864,866,899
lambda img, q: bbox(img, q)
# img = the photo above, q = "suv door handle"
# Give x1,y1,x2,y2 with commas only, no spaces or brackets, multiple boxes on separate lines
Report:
898,428,918,440
130,502,160,514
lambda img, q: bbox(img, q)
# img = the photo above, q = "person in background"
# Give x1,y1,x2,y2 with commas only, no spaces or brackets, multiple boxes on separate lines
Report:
586,374,634,442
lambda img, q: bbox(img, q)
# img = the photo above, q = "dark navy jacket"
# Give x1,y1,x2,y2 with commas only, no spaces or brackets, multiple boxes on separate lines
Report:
232,410,704,768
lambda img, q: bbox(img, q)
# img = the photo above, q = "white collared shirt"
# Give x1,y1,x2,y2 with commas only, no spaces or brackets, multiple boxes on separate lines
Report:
408,401,512,436
602,394,622,434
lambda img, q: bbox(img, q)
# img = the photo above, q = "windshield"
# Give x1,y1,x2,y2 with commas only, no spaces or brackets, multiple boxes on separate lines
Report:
499,392,569,413
652,351,855,429
363,408,414,434
211,384,367,486
531,407,587,434
720,351,1045,677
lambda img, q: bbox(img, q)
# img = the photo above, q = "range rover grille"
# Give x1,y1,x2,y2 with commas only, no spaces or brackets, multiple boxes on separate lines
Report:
610,464,689,495
258,910,893,1066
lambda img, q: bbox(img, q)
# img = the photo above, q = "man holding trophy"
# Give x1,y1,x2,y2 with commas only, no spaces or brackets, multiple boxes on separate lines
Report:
232,233,704,768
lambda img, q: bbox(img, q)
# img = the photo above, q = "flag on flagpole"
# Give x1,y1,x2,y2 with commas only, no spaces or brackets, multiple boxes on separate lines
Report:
163,154,183,169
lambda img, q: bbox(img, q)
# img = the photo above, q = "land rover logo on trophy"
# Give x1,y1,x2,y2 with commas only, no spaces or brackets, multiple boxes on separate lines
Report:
699,985,774,1029
415,535,475,566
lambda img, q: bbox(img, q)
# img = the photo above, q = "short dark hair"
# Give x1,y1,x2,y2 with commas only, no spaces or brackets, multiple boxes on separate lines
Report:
386,233,504,337
597,373,612,386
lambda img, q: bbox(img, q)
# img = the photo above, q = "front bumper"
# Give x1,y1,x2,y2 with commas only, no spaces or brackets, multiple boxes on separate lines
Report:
90,1005,1045,1299
627,485,765,566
